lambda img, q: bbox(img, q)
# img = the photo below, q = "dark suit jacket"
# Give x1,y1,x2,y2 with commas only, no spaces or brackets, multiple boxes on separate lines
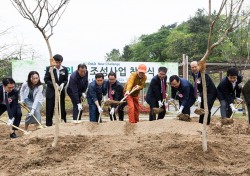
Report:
44,66,69,99
192,72,217,102
242,79,250,104
145,75,167,106
171,78,195,107
67,70,88,104
0,85,19,119
106,80,124,108
217,75,242,104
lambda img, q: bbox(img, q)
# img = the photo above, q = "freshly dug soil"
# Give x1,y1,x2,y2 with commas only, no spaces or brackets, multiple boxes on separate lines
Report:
0,116,249,176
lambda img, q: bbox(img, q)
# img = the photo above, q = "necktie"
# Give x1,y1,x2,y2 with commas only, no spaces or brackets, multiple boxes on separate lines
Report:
109,84,113,100
194,75,198,98
4,92,12,119
162,80,166,99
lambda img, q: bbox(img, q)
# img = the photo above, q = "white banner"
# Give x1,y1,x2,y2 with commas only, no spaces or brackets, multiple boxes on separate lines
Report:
12,60,178,83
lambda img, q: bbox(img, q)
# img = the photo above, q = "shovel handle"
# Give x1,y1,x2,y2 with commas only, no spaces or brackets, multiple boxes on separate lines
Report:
120,87,139,102
19,103,43,127
230,99,243,119
0,119,30,134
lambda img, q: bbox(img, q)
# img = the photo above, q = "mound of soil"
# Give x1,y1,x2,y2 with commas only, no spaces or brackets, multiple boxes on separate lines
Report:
0,117,249,176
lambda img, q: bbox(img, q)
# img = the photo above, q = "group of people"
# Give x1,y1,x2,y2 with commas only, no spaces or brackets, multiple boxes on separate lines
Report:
0,55,249,139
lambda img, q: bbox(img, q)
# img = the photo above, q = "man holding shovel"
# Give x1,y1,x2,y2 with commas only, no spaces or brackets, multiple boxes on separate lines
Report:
0,78,22,138
146,67,168,121
170,75,196,116
67,63,88,123
217,67,243,119
190,61,217,125
87,73,107,122
124,64,147,123
105,71,125,121
44,54,68,126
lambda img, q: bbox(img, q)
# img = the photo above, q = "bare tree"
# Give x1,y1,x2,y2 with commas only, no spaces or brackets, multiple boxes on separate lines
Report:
10,0,70,147
199,0,250,152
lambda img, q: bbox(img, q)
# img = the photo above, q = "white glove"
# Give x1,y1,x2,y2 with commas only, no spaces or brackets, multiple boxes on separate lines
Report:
177,105,184,114
28,109,35,116
98,106,103,113
110,107,115,116
158,100,163,108
82,93,86,98
236,97,242,103
77,103,82,111
230,103,237,112
59,83,64,91
196,96,201,103
7,118,14,126
134,85,140,90
103,96,108,102
124,91,129,97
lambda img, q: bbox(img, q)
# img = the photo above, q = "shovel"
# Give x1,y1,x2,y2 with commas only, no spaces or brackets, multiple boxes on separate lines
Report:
76,97,86,123
0,119,32,135
221,99,243,125
19,102,45,129
194,102,205,115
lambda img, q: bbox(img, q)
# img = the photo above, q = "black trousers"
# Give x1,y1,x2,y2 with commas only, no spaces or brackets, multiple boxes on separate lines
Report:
46,93,66,126
0,104,22,130
108,103,126,121
149,101,166,121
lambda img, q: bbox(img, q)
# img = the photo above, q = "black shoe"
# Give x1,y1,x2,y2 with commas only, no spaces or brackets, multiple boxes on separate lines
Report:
10,132,17,138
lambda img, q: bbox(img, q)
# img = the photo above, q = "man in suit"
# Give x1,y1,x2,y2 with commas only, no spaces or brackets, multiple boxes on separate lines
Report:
0,78,22,138
242,79,250,125
146,67,168,121
105,71,125,121
190,61,217,125
170,75,196,115
87,73,107,122
44,54,68,126
217,67,242,118
67,63,88,122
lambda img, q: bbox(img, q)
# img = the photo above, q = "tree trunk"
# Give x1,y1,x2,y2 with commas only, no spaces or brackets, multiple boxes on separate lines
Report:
201,70,208,152
44,37,59,147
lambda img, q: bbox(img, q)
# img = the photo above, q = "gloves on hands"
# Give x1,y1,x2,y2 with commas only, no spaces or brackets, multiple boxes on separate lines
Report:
77,103,82,111
236,97,243,103
158,100,163,108
98,106,103,113
28,109,35,116
230,103,237,112
124,91,130,97
177,106,184,114
110,107,115,116
7,118,14,126
196,96,201,103
82,93,86,99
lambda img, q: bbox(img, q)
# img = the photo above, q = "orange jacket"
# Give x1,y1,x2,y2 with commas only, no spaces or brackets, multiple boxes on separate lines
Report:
124,72,147,97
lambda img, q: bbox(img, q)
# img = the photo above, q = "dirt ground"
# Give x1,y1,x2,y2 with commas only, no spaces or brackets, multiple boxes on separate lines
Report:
0,115,250,176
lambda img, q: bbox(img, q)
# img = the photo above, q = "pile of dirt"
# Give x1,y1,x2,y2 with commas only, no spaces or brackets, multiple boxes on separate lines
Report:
0,117,249,176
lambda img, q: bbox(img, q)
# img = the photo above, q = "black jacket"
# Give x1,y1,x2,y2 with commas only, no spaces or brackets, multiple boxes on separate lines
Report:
192,72,217,101
0,85,19,119
217,75,242,104
171,78,196,107
44,66,68,99
106,80,124,108
67,70,88,104
242,79,250,104
145,75,167,106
